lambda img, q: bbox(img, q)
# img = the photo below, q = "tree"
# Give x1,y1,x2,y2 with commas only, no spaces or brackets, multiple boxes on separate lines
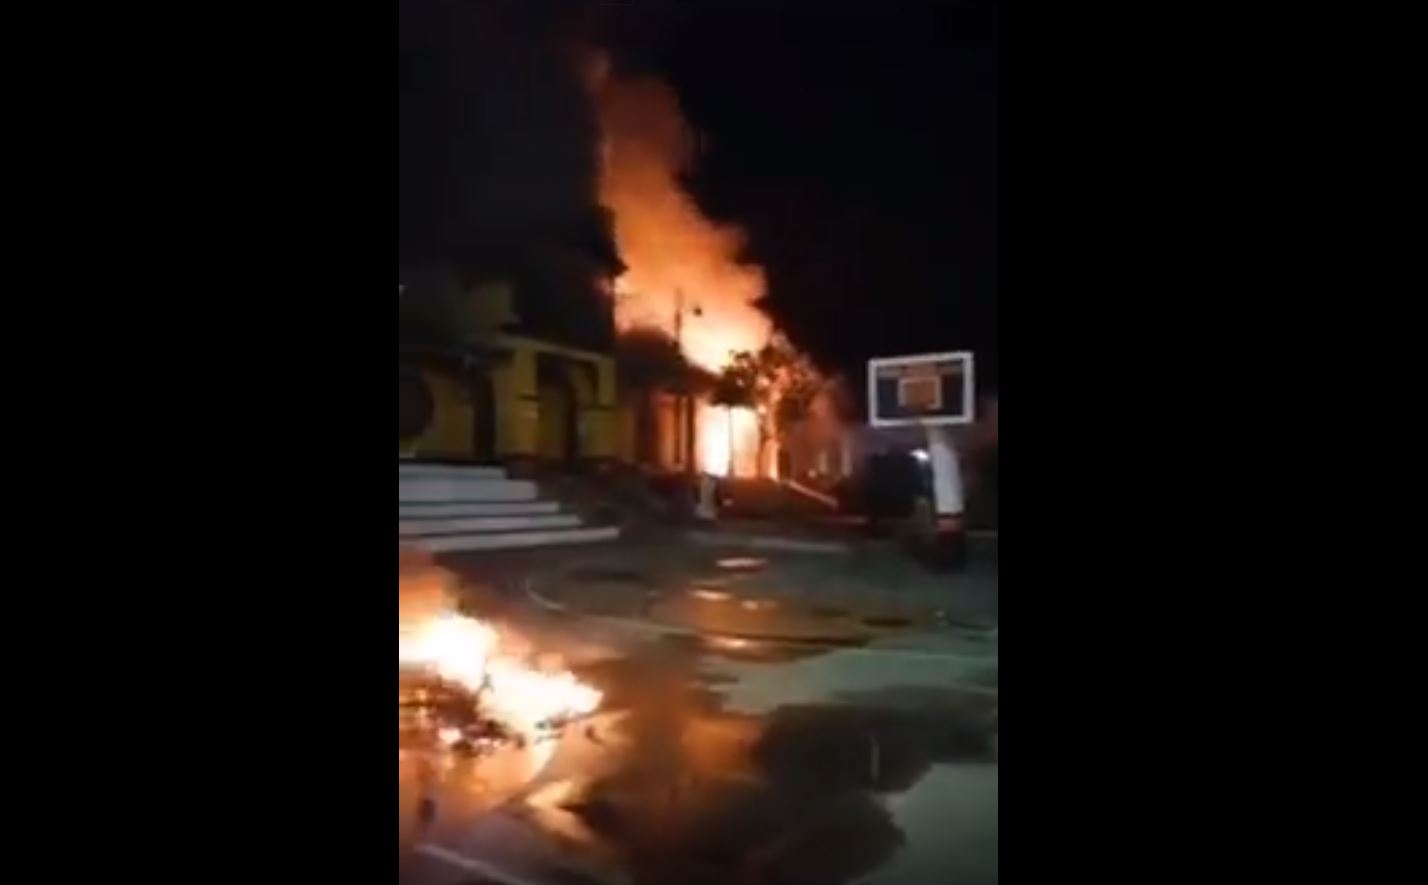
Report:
773,360,820,433
764,339,822,477
710,352,760,476
399,271,517,349
716,334,825,477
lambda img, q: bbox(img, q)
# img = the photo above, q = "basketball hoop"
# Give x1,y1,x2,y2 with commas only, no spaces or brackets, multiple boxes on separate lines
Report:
865,351,976,568
867,351,974,428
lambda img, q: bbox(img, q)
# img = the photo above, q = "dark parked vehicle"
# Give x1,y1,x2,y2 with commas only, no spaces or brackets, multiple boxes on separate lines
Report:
835,448,967,569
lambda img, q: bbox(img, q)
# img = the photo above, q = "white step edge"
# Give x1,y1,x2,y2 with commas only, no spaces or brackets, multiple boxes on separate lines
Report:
398,464,506,479
399,501,560,518
414,525,621,552
399,477,537,503
400,514,583,536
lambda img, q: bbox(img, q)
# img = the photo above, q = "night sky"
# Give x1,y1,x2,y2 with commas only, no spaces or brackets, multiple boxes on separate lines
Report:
400,0,998,393
612,0,999,391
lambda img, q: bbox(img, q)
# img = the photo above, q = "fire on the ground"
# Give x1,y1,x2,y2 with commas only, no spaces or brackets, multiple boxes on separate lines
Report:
399,551,602,747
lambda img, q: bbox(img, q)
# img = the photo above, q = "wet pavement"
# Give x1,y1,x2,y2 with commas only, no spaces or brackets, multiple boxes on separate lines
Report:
438,530,996,627
401,547,998,885
500,537,998,649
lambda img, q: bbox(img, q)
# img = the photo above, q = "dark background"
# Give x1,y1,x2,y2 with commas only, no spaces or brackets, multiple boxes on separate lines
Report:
629,0,999,391
21,2,1373,880
400,0,998,396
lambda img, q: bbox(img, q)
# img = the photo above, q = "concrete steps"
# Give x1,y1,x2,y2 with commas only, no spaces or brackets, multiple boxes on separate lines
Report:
399,501,560,518
399,463,505,480
398,476,538,503
398,462,619,552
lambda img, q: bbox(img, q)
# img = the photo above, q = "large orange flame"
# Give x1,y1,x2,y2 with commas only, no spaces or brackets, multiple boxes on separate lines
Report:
596,73,770,374
594,63,828,478
399,612,601,739
698,401,761,478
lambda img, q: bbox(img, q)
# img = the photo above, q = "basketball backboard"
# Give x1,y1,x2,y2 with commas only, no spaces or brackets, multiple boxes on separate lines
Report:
867,351,975,428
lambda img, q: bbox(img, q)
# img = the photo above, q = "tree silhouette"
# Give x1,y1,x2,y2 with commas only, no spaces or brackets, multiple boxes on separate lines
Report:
714,335,824,476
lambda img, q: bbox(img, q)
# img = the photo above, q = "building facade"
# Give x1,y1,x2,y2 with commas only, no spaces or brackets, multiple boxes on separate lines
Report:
399,277,618,464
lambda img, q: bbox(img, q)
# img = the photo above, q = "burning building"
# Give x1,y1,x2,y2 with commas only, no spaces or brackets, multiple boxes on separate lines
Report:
398,21,831,479
596,68,828,478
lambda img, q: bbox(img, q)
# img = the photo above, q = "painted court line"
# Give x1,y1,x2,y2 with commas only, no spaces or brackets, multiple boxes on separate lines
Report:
524,584,999,678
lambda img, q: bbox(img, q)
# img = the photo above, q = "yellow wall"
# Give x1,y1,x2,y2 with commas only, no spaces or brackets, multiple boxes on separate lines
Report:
580,410,616,459
406,334,619,463
484,333,617,461
408,368,473,458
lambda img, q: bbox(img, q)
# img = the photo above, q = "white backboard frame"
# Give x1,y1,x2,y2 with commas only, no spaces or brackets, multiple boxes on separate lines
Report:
867,351,975,428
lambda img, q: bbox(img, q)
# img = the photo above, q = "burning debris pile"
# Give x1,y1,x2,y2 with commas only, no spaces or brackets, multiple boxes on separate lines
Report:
399,553,602,755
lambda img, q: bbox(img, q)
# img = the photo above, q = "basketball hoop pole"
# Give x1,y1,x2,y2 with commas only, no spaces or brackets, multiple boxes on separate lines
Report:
866,351,974,568
924,424,965,517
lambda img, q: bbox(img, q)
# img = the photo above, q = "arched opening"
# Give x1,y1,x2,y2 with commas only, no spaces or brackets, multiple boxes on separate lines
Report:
536,354,574,462
534,353,605,464
469,372,496,461
565,360,598,461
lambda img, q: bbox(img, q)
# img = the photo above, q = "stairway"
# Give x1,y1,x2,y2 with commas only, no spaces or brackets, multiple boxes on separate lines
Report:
399,463,621,552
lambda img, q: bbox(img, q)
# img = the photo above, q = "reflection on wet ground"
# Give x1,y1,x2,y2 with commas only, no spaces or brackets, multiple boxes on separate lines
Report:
402,631,997,885
696,635,845,664
714,556,768,572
